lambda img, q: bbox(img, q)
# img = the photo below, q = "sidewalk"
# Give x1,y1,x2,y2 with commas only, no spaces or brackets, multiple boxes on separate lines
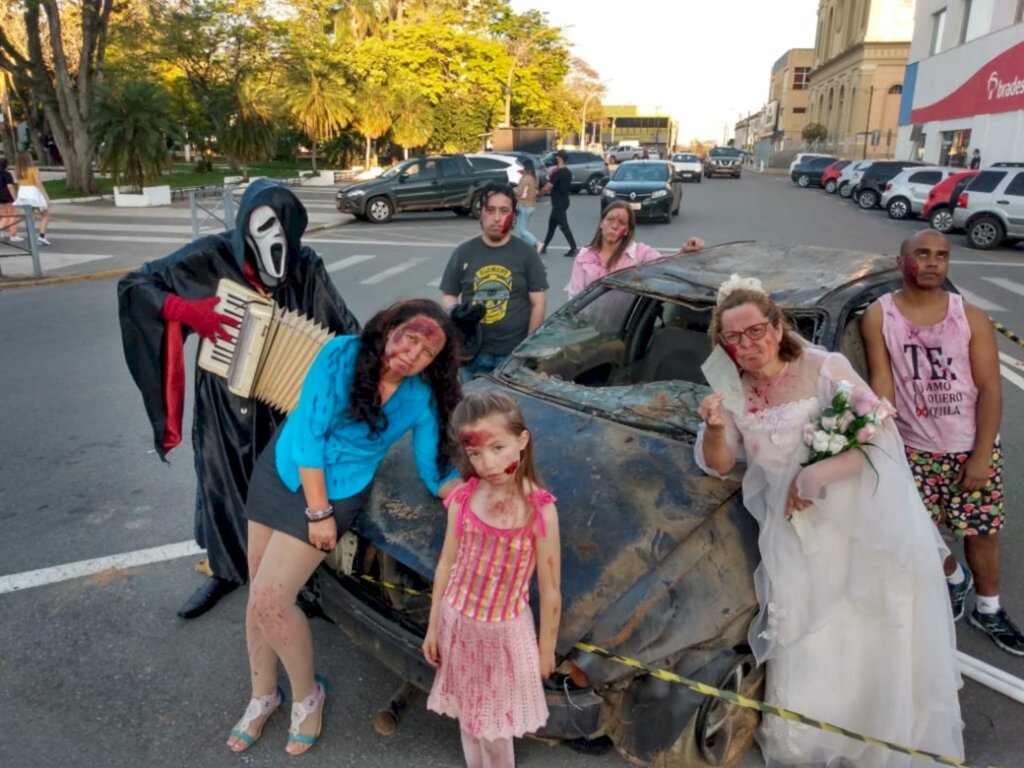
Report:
0,184,345,286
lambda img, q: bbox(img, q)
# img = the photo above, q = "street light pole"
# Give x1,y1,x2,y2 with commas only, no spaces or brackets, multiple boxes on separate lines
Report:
862,86,874,161
580,92,597,150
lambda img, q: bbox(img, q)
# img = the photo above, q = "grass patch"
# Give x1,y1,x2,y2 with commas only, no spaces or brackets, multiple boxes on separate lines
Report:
44,164,312,200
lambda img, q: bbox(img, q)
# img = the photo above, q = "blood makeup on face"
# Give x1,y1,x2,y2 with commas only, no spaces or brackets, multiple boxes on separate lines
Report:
459,429,492,448
903,256,919,280
502,213,513,235
383,316,445,373
503,460,519,475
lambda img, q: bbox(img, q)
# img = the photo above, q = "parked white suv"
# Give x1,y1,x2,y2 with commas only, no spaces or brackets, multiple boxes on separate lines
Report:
836,160,873,198
880,166,959,220
606,144,644,163
788,153,833,174
952,165,1024,249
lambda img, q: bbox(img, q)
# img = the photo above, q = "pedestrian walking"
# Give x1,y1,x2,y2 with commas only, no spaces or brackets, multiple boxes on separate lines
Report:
539,150,578,257
12,151,50,245
512,159,540,250
862,228,1024,656
424,391,561,768
969,149,981,170
0,157,19,241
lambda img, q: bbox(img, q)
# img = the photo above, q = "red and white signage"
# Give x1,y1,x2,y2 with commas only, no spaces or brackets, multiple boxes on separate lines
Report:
912,40,1024,123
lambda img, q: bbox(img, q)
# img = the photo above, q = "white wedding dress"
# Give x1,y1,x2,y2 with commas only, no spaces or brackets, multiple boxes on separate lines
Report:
697,347,964,768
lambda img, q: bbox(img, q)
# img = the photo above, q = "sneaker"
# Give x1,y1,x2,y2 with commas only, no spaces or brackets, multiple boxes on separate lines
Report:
9,234,23,242
38,235,51,246
947,565,973,622
967,608,1024,656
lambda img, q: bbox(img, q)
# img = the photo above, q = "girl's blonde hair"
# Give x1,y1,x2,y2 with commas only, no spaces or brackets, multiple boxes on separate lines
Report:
15,151,33,181
449,391,545,492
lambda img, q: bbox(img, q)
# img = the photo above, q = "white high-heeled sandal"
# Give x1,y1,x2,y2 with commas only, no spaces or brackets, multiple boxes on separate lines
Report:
227,686,283,753
286,674,328,755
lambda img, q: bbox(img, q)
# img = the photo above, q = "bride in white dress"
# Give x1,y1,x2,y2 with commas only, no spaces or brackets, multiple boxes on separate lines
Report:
695,276,963,767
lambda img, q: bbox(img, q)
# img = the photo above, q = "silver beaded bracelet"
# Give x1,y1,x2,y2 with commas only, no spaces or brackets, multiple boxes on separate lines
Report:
305,504,334,522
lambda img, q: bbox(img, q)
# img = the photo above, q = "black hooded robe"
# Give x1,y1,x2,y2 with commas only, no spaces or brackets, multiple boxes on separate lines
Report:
117,180,359,584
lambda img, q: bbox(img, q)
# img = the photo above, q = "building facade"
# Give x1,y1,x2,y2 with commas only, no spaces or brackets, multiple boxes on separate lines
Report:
896,1,1024,165
808,0,914,159
597,105,677,156
768,49,815,142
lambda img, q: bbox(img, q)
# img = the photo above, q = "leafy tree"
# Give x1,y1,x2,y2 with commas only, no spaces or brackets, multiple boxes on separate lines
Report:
390,78,433,157
284,53,353,172
0,0,117,193
220,80,277,180
802,122,828,143
91,78,178,192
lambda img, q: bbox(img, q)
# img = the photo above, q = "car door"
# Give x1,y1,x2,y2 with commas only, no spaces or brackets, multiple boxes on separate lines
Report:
436,157,468,206
906,170,944,210
395,158,443,209
999,171,1024,237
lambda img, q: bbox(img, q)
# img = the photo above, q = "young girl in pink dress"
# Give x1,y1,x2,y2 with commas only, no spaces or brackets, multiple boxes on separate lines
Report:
424,391,561,768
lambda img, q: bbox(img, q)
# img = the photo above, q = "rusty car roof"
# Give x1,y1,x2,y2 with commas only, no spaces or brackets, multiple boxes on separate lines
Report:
601,241,900,307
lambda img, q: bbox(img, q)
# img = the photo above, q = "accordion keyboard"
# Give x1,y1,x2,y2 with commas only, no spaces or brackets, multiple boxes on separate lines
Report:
197,280,273,378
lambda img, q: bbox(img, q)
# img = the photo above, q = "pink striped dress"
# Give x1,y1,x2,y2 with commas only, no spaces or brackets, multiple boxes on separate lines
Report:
427,478,556,740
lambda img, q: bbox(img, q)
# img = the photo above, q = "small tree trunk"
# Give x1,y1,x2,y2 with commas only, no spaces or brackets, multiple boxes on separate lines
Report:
403,146,409,160
311,137,318,173
364,135,372,169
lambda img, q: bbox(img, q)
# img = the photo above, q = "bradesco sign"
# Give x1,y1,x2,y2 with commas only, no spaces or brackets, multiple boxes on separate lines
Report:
912,40,1024,123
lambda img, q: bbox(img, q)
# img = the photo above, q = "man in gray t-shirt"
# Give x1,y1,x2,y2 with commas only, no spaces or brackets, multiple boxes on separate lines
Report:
440,184,548,378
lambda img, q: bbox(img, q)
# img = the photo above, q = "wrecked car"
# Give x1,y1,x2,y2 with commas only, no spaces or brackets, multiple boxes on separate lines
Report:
313,242,904,767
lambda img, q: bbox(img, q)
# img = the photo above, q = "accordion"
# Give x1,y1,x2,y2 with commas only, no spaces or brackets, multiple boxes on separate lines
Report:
197,279,335,413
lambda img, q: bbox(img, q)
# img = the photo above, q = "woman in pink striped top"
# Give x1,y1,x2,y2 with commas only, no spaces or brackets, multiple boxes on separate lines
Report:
424,392,561,767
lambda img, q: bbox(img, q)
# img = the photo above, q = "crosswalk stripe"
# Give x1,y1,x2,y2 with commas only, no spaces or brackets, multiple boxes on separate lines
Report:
361,257,428,285
326,254,377,273
955,287,1007,312
1000,364,1024,394
999,352,1024,371
981,276,1024,297
950,260,1024,267
425,277,441,288
306,237,456,247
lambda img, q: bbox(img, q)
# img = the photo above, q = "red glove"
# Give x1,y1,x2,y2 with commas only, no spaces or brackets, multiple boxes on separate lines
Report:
160,293,239,342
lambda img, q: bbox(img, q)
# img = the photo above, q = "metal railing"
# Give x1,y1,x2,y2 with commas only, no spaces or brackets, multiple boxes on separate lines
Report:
0,204,43,279
188,182,239,239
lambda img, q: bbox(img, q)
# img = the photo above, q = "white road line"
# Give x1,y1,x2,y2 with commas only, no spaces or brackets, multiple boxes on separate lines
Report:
425,277,441,288
0,541,202,595
1000,364,1024,394
361,257,428,285
44,233,190,244
981,276,1024,297
326,254,376,273
999,352,1024,370
955,287,1007,312
306,237,456,247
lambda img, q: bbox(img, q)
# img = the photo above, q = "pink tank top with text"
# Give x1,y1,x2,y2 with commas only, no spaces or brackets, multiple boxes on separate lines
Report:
442,478,556,622
879,292,977,453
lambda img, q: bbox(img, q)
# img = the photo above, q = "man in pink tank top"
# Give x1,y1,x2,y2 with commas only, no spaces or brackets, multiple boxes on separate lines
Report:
862,229,1023,655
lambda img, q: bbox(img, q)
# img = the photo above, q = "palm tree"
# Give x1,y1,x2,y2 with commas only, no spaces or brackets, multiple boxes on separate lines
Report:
284,55,353,172
90,78,177,193
353,81,393,168
220,80,277,180
391,80,433,158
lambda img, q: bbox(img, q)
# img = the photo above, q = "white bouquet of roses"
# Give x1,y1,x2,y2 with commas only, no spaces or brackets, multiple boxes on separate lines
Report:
791,381,895,546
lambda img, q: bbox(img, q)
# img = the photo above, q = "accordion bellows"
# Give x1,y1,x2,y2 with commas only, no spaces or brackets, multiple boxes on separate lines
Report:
198,279,335,413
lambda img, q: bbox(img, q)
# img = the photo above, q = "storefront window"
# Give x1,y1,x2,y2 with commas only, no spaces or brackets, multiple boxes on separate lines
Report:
940,129,973,167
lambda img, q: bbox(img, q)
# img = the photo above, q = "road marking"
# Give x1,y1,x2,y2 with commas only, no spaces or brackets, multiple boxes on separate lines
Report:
1000,352,1024,370
44,233,191,244
1000,364,1024,394
955,287,1007,312
425,276,441,288
326,254,376,273
981,276,1024,297
306,237,457,247
361,257,428,285
0,541,202,595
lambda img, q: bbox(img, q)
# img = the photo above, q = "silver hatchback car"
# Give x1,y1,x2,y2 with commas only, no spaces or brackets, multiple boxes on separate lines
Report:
880,166,959,220
952,165,1024,249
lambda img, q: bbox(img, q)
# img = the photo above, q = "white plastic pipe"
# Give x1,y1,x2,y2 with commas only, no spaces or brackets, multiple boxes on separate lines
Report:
957,651,1024,705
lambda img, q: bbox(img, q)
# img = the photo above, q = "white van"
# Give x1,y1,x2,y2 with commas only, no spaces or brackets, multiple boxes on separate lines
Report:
788,153,833,174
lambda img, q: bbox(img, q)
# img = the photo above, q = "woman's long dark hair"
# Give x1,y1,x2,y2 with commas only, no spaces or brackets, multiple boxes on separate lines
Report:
350,299,462,477
522,158,537,180
587,201,636,271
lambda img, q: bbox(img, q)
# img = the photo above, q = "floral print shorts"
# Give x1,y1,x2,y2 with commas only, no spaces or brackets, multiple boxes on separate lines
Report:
905,441,1004,536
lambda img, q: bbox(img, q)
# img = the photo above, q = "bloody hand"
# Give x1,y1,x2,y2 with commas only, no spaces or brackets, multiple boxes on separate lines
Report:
161,293,239,342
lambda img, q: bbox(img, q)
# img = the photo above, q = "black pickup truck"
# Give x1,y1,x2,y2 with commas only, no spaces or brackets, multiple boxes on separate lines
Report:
335,154,509,223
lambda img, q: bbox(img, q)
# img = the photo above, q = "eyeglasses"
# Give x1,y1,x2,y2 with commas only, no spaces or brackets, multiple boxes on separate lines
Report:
720,321,773,346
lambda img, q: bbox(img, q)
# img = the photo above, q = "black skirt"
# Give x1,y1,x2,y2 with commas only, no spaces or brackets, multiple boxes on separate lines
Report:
245,431,370,544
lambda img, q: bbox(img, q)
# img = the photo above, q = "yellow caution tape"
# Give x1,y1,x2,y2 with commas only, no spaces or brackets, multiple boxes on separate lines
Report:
352,560,993,766
992,320,1024,348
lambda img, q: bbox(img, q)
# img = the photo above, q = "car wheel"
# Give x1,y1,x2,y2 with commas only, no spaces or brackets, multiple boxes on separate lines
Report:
452,206,471,216
586,174,605,195
838,182,852,198
824,178,837,194
469,193,483,219
857,189,879,209
797,174,810,188
929,206,954,233
886,197,910,220
966,215,1005,250
366,196,394,224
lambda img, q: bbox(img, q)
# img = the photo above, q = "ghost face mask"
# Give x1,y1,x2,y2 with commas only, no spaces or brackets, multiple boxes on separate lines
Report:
245,205,288,287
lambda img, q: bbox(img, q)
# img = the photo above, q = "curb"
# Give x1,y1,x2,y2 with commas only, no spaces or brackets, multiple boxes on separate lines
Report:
0,219,347,290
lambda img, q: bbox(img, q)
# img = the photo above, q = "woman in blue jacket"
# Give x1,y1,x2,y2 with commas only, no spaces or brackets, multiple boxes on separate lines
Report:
228,298,462,755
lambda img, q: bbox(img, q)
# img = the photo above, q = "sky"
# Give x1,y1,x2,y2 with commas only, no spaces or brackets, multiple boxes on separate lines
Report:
509,0,821,144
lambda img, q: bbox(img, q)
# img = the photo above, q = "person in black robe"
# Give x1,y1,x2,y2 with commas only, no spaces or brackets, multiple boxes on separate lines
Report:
118,179,359,618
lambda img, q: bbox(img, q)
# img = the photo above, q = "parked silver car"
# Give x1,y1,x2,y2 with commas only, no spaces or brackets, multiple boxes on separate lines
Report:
540,150,610,195
836,160,873,198
952,165,1024,249
880,166,959,220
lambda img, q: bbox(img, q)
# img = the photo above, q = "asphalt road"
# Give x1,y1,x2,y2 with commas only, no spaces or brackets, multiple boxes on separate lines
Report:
2,172,1023,768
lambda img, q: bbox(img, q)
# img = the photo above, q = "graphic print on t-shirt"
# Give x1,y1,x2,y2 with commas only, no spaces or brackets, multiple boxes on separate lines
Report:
471,264,513,324
901,342,963,419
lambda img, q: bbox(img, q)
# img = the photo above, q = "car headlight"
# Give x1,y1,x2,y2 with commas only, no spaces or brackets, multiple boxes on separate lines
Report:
650,189,668,199
602,188,616,198
345,189,366,197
